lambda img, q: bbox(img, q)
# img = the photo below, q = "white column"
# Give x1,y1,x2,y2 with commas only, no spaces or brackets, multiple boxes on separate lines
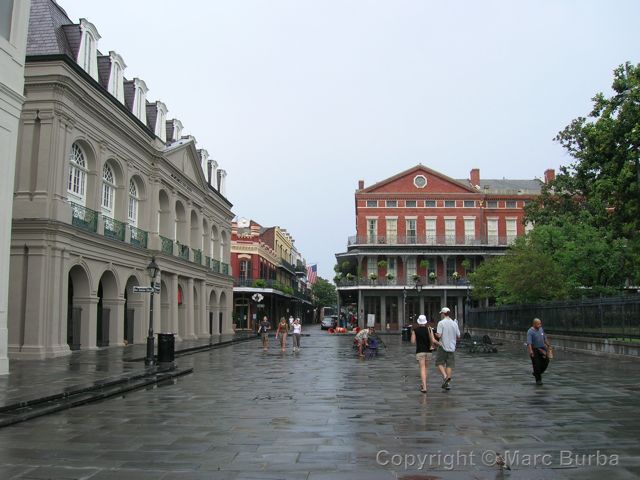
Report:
197,280,207,337
184,277,196,339
77,296,99,350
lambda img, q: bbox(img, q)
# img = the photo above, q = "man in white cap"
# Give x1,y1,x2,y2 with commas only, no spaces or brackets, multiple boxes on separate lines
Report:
435,307,460,390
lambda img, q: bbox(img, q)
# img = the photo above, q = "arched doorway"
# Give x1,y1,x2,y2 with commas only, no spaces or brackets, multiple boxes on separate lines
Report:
219,290,228,333
97,270,119,347
67,265,91,350
124,276,140,345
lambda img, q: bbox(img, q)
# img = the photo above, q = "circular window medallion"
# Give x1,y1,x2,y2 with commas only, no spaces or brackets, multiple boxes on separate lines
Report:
414,175,427,188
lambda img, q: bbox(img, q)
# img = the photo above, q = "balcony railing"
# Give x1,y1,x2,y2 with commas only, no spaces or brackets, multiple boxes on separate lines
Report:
103,216,126,242
160,236,174,255
70,202,98,233
211,259,220,273
336,275,470,288
279,259,296,273
178,244,190,261
234,278,308,297
222,262,229,275
129,225,148,249
348,234,516,247
192,248,202,265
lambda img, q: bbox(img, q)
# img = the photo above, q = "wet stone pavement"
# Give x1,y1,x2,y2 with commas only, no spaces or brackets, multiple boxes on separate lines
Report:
0,326,639,480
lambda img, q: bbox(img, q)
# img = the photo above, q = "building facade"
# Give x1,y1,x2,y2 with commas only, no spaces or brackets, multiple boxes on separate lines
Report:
0,0,32,374
335,164,553,330
231,219,312,330
8,0,234,360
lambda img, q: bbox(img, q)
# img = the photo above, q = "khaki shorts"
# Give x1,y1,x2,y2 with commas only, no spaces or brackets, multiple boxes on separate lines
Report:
415,352,432,361
435,347,456,368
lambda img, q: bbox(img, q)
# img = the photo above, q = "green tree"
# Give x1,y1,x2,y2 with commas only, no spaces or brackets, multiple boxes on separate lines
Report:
311,277,337,309
526,62,640,284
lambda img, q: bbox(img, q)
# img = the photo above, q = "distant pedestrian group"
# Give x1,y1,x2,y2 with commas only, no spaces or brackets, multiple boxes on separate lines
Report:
259,316,302,353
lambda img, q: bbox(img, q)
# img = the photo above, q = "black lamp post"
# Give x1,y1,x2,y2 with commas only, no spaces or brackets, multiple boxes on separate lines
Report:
402,286,407,328
145,256,159,366
414,277,423,316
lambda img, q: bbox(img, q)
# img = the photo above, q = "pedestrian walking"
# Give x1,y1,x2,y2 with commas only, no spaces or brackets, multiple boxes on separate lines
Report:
258,316,271,351
354,327,371,357
276,317,290,352
292,318,302,352
411,314,438,393
434,307,460,390
527,318,551,385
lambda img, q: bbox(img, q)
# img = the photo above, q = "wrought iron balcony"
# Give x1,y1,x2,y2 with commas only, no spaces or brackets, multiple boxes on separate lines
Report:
336,275,470,288
221,262,230,275
70,202,98,233
192,248,202,265
347,234,515,247
129,225,148,249
211,259,221,273
103,216,125,242
160,236,174,255
178,244,190,261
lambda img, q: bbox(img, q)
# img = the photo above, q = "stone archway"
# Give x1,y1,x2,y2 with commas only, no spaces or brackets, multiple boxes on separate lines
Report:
124,275,144,344
67,264,92,350
97,269,121,347
209,288,219,335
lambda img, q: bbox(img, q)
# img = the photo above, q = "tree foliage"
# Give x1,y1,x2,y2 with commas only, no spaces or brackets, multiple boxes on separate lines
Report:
473,62,640,304
311,277,337,309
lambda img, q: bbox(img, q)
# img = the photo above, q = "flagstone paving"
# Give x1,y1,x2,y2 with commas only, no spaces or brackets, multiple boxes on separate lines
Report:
0,327,638,479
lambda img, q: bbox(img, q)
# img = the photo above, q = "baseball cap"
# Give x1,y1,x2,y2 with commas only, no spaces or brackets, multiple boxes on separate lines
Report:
439,307,450,314
417,314,427,325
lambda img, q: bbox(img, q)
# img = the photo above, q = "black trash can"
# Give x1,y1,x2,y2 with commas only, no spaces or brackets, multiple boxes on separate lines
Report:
401,325,412,341
157,333,175,364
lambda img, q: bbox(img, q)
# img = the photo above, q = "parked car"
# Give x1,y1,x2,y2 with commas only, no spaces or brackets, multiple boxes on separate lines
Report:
320,316,338,330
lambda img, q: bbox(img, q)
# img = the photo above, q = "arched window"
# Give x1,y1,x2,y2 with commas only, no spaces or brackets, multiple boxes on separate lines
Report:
101,163,115,213
68,143,87,205
128,178,139,225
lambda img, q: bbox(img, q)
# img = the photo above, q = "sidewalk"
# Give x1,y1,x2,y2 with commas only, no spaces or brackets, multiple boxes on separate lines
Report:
0,333,256,409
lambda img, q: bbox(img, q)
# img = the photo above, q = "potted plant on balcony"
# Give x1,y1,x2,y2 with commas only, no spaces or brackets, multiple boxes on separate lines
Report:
377,260,387,269
346,273,354,281
419,259,429,270
369,273,378,281
429,271,437,283
412,273,421,283
461,259,472,275
452,271,460,283
333,275,342,284
386,273,395,281
253,279,267,288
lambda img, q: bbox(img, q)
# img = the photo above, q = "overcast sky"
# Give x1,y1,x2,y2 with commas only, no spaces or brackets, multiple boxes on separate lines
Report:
59,0,640,280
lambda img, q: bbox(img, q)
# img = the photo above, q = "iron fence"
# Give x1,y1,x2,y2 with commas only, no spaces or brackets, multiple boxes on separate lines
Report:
103,216,125,241
160,236,173,255
467,296,640,341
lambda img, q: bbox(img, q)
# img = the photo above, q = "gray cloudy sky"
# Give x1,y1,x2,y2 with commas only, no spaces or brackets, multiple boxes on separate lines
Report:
59,0,640,280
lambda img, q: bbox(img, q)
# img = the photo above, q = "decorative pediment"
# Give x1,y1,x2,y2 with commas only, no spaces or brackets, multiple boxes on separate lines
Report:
163,139,208,190
360,164,476,195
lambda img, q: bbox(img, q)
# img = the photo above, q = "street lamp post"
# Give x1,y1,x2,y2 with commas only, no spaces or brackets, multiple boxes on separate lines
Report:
402,287,407,328
145,256,159,366
414,277,423,316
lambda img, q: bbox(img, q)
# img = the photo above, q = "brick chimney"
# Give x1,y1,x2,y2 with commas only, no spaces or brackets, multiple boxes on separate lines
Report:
358,180,365,190
544,168,556,184
470,168,480,186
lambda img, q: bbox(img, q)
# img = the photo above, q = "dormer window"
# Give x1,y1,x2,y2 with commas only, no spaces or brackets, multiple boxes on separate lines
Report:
77,19,100,80
107,51,126,102
154,101,168,142
131,78,148,123
173,120,183,140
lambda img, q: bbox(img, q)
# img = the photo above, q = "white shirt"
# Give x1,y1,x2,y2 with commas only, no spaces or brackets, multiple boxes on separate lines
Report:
292,323,302,334
437,317,460,352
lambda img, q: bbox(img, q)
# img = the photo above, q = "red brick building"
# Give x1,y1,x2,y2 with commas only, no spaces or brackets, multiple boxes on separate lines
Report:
335,164,554,330
231,218,311,330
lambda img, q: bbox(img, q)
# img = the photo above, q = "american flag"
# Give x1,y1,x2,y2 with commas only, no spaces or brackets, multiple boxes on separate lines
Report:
307,264,317,284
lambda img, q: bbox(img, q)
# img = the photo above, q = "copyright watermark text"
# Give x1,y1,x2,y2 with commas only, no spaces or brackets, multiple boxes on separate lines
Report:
375,449,620,470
